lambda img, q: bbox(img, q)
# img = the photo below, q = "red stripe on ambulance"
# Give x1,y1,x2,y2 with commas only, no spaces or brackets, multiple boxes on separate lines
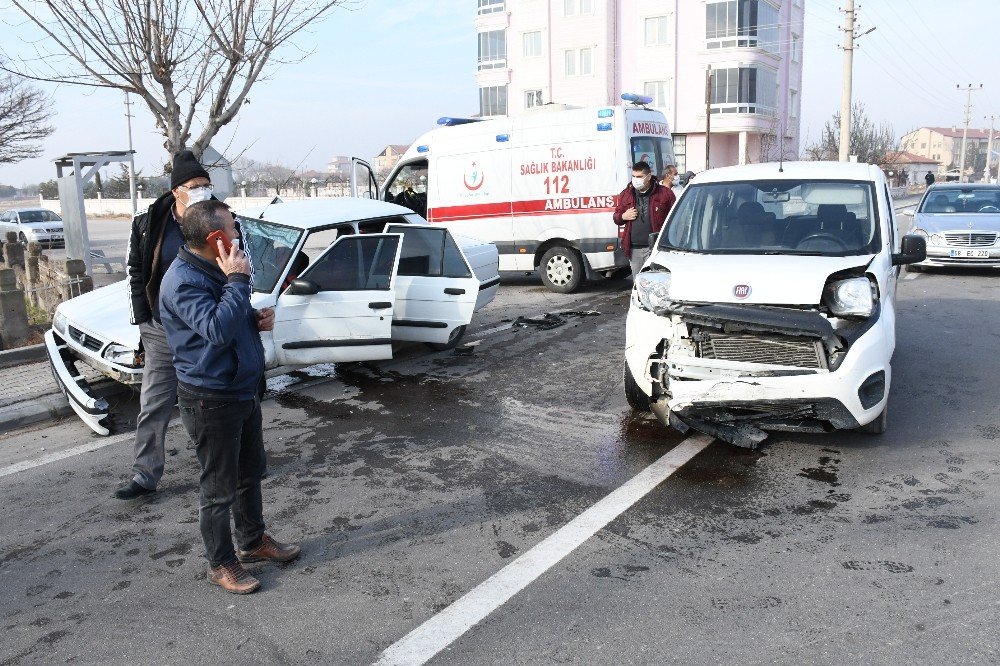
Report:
429,196,618,222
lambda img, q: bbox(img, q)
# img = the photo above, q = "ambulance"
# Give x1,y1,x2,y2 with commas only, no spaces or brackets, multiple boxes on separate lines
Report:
382,94,676,292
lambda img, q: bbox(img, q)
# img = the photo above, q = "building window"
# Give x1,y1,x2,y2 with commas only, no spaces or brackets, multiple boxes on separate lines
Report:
671,134,687,174
478,30,507,70
706,0,779,53
525,89,544,108
564,47,593,76
523,31,542,58
564,0,593,17
787,89,798,121
478,0,504,15
644,80,669,107
792,33,801,62
480,85,508,116
644,16,670,46
710,66,777,115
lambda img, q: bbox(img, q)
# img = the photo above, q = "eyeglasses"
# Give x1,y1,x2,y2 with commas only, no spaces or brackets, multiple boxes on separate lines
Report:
178,183,214,191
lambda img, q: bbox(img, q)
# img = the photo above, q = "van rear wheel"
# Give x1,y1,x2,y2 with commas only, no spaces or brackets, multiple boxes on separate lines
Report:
539,246,583,293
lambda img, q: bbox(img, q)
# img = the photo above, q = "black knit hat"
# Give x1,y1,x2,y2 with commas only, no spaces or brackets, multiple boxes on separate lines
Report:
170,150,211,189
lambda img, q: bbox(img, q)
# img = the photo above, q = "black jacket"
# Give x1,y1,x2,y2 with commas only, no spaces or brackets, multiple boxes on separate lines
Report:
127,191,176,325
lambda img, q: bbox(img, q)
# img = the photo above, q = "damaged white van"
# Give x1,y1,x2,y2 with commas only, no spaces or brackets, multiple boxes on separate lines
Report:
623,162,926,448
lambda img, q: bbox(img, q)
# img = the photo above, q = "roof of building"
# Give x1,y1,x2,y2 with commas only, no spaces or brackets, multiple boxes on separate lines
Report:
884,151,939,165
907,127,994,140
378,144,411,157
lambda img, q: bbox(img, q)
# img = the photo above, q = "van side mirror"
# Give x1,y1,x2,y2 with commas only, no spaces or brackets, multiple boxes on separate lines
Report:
286,278,320,295
892,234,927,266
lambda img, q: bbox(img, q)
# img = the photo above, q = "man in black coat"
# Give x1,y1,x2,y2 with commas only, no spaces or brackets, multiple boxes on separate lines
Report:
114,150,216,499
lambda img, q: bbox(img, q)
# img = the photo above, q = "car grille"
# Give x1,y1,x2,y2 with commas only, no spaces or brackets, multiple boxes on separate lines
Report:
68,325,104,352
697,334,827,369
944,232,997,246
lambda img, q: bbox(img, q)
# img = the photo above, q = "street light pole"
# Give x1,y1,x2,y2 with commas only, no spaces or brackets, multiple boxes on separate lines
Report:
838,0,856,162
124,92,137,216
957,83,982,183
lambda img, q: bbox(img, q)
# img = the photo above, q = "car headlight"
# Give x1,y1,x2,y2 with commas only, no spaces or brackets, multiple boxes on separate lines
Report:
633,271,672,312
103,343,142,368
53,311,67,335
824,277,875,318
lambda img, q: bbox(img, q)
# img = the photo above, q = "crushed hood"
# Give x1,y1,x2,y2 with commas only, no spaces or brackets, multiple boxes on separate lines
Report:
650,251,874,305
56,280,140,351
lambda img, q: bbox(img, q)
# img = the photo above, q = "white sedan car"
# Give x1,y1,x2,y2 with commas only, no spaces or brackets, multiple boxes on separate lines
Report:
46,198,500,435
0,208,65,248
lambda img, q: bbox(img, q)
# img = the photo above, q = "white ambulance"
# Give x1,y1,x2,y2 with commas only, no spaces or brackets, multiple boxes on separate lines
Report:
382,95,676,292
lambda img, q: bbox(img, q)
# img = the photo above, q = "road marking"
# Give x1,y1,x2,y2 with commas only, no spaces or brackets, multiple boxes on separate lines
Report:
904,272,922,280
0,422,181,479
375,432,714,666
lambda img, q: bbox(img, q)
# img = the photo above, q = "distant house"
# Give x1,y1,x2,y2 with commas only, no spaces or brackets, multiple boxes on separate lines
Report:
882,150,939,187
374,144,410,176
327,156,353,178
899,127,996,177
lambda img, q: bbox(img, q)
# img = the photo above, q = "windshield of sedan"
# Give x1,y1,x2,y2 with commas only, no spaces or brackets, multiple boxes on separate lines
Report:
660,179,879,256
237,216,304,294
19,210,62,223
919,187,1000,214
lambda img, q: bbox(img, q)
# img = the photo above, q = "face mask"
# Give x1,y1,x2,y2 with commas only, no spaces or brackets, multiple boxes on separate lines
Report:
185,187,213,204
632,176,647,190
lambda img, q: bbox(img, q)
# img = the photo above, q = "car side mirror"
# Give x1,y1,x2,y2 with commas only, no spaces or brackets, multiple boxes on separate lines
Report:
286,278,320,295
892,234,927,266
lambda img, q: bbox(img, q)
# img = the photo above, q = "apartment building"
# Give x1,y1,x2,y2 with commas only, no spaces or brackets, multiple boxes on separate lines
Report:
474,0,804,173
899,127,996,176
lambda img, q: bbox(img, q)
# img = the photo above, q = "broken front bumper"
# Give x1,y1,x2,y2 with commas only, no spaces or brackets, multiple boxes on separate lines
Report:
45,330,113,435
625,303,890,447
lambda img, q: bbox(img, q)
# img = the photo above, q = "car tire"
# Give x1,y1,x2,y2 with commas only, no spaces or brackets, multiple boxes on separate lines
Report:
427,325,466,351
539,245,583,293
623,358,651,412
857,403,888,434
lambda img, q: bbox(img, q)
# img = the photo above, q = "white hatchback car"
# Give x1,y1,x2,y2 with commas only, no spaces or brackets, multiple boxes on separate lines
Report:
624,162,926,448
46,198,500,435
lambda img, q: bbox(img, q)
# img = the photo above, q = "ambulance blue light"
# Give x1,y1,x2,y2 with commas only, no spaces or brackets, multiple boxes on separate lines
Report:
496,134,509,142
416,145,429,153
597,108,614,118
621,93,654,105
437,117,484,126
597,123,613,131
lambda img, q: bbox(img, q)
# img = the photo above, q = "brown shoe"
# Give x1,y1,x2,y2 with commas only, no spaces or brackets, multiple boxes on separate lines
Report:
237,533,300,564
207,560,261,595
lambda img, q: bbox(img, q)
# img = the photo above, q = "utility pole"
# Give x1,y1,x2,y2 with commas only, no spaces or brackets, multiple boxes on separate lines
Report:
838,0,856,162
985,115,996,184
705,65,712,170
124,92,137,216
957,84,982,183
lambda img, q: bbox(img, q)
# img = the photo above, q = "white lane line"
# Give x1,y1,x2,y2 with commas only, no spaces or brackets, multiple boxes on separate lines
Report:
375,432,714,666
904,272,922,280
0,422,181,479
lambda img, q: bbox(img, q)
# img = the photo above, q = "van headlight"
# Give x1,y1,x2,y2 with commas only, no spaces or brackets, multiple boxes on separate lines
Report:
633,272,672,312
53,311,67,335
103,344,142,368
824,277,875,318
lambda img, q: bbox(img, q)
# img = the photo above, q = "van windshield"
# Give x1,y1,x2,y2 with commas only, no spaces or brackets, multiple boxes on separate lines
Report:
659,180,879,256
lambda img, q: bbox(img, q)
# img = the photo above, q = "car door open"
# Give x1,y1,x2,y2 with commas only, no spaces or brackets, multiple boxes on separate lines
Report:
272,233,402,365
383,224,479,346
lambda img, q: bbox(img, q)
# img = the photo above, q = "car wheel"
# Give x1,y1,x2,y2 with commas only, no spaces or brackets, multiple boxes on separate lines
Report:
426,325,466,351
539,245,583,293
623,358,651,412
857,403,888,434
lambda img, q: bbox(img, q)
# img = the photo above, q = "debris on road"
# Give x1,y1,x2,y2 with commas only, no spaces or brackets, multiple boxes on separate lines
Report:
512,310,601,331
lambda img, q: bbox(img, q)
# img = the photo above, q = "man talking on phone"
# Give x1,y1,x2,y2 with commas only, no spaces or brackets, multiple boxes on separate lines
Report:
159,199,298,594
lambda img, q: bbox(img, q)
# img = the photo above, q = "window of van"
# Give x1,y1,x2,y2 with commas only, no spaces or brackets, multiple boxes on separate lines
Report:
384,161,429,219
631,136,676,177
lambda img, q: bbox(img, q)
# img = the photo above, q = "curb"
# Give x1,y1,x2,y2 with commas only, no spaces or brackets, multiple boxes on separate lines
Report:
0,344,45,370
0,393,74,434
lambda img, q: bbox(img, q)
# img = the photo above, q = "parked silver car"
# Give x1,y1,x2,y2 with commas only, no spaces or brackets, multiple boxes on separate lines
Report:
0,208,65,248
905,183,1000,270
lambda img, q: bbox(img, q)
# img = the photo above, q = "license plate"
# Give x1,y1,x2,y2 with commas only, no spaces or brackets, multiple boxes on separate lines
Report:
949,249,990,258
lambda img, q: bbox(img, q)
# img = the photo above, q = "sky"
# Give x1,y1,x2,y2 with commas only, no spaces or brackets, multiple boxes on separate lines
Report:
1,0,998,187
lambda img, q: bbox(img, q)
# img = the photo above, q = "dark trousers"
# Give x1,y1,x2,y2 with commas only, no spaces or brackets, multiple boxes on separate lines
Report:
178,394,266,567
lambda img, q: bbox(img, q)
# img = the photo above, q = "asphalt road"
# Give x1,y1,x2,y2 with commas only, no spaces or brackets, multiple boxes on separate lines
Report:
1,265,998,664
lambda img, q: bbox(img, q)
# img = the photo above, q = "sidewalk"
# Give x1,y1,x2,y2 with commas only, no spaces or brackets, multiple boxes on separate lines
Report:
0,355,73,433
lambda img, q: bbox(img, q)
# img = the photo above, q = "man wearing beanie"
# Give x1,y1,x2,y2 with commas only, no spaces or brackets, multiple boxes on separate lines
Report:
115,150,215,499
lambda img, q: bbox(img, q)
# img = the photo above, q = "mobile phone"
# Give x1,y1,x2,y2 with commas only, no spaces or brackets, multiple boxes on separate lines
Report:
206,230,233,259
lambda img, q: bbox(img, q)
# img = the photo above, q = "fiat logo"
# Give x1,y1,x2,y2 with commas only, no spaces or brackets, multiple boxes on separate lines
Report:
733,284,751,299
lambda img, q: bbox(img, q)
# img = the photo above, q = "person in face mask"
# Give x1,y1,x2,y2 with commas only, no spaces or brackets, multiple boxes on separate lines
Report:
115,150,219,500
613,160,677,279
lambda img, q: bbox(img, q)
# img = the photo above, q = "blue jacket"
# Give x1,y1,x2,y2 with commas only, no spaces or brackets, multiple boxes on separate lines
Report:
159,247,265,401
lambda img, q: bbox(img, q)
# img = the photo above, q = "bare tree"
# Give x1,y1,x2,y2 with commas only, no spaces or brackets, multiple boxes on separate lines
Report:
6,0,344,167
805,102,895,165
0,70,54,164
